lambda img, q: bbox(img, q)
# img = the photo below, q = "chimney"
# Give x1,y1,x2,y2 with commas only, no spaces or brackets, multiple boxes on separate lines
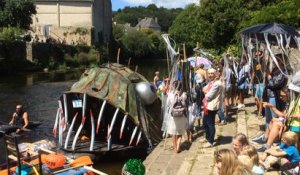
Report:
155,17,158,23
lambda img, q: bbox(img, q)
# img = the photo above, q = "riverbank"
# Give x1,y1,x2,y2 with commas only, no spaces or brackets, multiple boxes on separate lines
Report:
143,97,280,175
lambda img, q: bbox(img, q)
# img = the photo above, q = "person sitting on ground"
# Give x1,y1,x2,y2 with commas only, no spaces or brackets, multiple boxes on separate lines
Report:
262,55,288,134
215,148,253,175
260,131,300,171
252,56,288,145
200,68,222,148
9,104,29,133
254,71,300,151
254,89,289,152
237,155,254,172
240,145,264,175
232,133,250,155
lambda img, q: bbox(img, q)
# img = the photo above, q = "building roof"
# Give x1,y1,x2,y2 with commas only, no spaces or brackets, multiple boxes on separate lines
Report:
135,17,161,30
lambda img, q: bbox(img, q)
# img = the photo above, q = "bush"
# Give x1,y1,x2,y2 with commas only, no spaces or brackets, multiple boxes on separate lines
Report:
121,29,152,58
78,52,89,65
0,27,23,41
88,48,99,64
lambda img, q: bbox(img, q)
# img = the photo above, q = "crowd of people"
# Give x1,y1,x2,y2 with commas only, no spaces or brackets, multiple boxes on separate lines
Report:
154,51,300,174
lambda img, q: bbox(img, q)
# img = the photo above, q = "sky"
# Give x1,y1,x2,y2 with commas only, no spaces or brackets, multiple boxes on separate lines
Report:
112,0,199,11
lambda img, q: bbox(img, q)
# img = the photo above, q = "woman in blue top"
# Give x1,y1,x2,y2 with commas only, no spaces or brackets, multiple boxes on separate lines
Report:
260,131,300,171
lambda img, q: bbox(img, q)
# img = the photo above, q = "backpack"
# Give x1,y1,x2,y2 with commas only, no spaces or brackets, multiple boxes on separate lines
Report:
171,94,186,117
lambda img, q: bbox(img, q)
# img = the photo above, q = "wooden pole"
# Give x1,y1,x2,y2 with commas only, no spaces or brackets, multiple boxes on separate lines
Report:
183,44,187,61
117,48,121,64
166,48,170,76
128,57,132,68
135,65,138,72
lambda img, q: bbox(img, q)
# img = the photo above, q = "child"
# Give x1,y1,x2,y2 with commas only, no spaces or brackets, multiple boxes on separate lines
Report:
240,145,264,175
232,133,249,155
153,71,160,90
260,131,300,171
215,149,252,175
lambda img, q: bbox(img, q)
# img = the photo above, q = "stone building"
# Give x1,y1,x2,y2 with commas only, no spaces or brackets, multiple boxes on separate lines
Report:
135,17,161,32
31,0,112,45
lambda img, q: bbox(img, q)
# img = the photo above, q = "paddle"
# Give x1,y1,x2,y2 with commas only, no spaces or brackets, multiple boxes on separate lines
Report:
70,156,93,167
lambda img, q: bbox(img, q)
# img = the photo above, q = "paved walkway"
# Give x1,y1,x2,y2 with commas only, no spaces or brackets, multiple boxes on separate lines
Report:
144,97,280,175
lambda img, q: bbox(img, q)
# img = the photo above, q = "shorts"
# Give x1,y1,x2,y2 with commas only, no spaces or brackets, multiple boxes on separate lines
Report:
225,86,232,97
255,83,264,99
238,88,248,96
238,81,248,90
231,84,237,97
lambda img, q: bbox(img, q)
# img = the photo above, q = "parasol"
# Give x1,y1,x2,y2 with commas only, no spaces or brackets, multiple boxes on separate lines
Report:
187,56,212,69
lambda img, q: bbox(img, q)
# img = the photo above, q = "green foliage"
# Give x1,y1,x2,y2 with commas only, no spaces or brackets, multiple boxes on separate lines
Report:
78,52,89,65
48,57,56,70
240,0,300,29
112,25,125,43
123,159,145,175
88,47,99,64
0,27,23,41
168,4,201,49
57,62,68,71
170,1,246,54
121,29,153,58
168,0,299,57
0,0,36,29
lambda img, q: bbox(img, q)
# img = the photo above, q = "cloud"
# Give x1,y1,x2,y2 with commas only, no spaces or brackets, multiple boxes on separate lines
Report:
122,0,199,9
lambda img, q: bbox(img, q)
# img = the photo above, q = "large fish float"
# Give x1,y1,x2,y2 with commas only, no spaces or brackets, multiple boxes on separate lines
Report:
54,63,162,153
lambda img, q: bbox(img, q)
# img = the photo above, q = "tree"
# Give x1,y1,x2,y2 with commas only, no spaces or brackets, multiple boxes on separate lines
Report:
121,29,152,58
169,0,276,54
0,0,36,29
168,4,201,49
240,0,300,29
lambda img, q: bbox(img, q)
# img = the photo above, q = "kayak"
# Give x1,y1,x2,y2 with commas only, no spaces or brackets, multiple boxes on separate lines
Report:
0,121,42,135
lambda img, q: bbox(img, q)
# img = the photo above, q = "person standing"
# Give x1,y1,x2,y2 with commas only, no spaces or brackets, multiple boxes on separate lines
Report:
167,83,187,153
237,58,250,109
195,63,207,83
9,104,29,133
201,68,222,147
250,64,264,115
153,71,160,90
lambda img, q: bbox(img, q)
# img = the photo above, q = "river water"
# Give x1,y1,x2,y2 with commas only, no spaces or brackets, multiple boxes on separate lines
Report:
0,59,168,174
